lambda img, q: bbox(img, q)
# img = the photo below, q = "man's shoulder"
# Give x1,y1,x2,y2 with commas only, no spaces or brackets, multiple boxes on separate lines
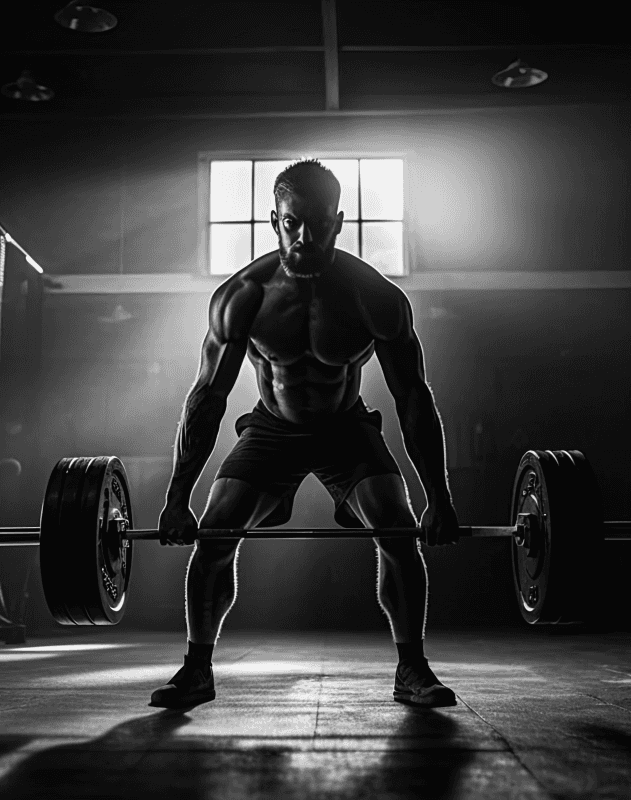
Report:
335,249,409,340
335,249,404,294
210,250,279,339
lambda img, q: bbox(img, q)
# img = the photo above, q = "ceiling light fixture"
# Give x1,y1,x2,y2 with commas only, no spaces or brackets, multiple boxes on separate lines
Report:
1,70,54,101
97,304,135,324
54,1,118,32
492,59,548,89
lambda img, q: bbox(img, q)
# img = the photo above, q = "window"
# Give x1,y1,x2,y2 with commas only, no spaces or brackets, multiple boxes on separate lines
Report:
202,157,405,276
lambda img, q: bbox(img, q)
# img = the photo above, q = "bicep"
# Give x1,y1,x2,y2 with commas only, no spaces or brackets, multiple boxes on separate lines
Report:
196,330,248,398
375,298,427,400
195,279,262,397
376,333,426,400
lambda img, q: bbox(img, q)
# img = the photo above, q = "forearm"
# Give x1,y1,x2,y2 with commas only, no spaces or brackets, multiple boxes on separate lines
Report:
166,384,227,504
397,384,452,505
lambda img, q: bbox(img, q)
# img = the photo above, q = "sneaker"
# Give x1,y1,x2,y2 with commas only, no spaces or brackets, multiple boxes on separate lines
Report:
393,658,457,707
149,655,216,709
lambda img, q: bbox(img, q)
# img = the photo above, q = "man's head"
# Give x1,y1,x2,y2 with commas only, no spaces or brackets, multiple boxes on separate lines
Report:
271,159,344,279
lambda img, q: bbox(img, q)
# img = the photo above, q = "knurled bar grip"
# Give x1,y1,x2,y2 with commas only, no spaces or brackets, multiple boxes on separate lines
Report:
127,525,519,540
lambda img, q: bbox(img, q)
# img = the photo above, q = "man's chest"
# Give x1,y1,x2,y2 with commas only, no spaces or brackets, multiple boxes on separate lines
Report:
248,283,375,366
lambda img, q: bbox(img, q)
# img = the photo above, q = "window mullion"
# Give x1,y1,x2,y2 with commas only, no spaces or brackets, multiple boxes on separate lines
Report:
357,159,363,258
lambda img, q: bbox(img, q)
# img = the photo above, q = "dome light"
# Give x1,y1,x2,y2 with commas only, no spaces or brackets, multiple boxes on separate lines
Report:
492,59,548,89
1,71,54,101
54,2,117,32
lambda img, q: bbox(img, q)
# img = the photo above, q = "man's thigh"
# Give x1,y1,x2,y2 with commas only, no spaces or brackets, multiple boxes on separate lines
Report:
347,474,417,553
199,477,282,530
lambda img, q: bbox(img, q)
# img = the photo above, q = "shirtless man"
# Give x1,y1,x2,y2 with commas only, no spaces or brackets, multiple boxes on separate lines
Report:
152,159,460,709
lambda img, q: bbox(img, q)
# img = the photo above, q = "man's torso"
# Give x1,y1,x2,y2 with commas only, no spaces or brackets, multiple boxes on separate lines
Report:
220,249,404,424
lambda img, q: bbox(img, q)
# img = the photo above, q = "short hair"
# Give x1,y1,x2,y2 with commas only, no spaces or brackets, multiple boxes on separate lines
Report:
273,159,341,210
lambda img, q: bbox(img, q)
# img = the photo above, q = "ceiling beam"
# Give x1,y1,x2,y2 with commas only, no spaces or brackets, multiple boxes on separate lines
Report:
1,100,628,122
321,0,339,111
4,44,628,57
3,47,324,55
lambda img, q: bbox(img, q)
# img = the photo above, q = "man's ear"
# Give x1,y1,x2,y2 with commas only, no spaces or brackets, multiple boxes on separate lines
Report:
334,210,344,236
271,209,279,235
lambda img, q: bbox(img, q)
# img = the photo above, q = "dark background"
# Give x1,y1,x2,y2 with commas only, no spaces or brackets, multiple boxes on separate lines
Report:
0,1,629,635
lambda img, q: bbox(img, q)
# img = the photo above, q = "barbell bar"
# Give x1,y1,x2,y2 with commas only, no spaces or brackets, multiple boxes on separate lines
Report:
1,523,629,546
0,449,628,626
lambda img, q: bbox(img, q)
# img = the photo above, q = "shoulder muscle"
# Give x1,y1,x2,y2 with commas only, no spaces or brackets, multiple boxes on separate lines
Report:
209,276,263,343
334,249,408,341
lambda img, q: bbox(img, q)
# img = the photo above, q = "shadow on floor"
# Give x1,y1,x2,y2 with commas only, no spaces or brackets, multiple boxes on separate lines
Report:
0,704,472,799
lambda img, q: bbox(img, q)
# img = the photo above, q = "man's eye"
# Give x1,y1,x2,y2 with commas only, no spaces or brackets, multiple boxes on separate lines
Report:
283,219,295,229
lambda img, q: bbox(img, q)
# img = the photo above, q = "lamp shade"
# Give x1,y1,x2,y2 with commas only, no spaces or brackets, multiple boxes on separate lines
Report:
492,59,548,89
54,2,117,32
1,71,54,101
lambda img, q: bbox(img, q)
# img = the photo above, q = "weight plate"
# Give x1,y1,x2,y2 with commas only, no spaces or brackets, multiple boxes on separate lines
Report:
82,457,134,625
40,456,134,626
551,450,603,624
511,450,571,624
57,457,99,625
39,458,84,625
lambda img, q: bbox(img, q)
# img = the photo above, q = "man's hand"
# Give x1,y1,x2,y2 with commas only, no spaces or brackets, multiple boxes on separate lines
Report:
419,499,460,546
158,502,199,546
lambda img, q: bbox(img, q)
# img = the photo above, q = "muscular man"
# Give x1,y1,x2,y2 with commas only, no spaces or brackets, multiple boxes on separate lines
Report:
152,159,460,710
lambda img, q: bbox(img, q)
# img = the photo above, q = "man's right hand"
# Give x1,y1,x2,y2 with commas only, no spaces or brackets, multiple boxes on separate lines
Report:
158,502,199,546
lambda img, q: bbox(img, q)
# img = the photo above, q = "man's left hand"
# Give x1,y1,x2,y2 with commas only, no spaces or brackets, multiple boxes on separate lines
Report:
419,499,460,546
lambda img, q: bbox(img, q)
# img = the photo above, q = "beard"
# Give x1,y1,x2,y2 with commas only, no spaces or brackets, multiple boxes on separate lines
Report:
279,242,325,279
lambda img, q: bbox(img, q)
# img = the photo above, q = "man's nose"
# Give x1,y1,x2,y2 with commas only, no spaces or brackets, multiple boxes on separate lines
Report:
297,222,313,243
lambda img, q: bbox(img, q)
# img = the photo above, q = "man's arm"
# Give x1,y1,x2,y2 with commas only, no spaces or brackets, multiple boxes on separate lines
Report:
165,278,263,506
375,292,458,543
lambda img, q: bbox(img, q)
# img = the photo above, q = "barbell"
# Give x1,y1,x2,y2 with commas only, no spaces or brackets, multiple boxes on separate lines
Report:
0,449,629,627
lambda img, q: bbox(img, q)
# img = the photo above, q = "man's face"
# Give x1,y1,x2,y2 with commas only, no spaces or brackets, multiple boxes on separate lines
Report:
271,192,343,278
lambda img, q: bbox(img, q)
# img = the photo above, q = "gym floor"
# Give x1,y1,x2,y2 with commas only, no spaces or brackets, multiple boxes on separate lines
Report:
0,630,630,799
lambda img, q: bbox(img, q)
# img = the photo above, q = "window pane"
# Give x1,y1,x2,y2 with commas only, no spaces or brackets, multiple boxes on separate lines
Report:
360,159,403,220
362,222,404,275
335,221,359,256
254,222,279,258
254,160,294,220
320,159,359,219
210,161,252,221
210,224,252,275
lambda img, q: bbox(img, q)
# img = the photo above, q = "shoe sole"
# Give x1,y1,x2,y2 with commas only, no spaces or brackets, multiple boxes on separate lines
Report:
393,689,457,708
149,689,216,709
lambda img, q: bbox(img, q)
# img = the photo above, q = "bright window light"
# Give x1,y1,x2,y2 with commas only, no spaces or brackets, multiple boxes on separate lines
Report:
210,161,252,222
207,158,405,276
210,223,251,275
360,159,404,220
362,222,404,275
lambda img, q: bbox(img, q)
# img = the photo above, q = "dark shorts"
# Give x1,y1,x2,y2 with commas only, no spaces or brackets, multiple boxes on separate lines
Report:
215,398,402,528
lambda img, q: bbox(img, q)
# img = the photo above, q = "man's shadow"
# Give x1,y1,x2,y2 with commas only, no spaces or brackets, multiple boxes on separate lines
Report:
0,701,472,799
339,705,475,799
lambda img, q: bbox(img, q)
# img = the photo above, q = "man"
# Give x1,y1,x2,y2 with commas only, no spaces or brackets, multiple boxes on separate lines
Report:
152,159,460,709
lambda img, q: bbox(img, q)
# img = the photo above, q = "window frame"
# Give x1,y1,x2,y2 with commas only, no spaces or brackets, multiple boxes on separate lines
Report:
197,149,412,277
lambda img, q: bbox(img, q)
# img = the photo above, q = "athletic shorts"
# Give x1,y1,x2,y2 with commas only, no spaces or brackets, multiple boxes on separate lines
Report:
215,397,401,528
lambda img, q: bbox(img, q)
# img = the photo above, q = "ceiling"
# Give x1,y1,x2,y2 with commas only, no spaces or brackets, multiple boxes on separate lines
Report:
1,1,630,118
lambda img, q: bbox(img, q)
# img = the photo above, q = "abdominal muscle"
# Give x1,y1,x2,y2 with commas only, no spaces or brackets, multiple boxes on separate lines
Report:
254,358,362,424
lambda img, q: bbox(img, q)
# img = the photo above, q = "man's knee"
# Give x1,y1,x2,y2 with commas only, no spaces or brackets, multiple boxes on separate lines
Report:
193,539,240,569
373,535,418,563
